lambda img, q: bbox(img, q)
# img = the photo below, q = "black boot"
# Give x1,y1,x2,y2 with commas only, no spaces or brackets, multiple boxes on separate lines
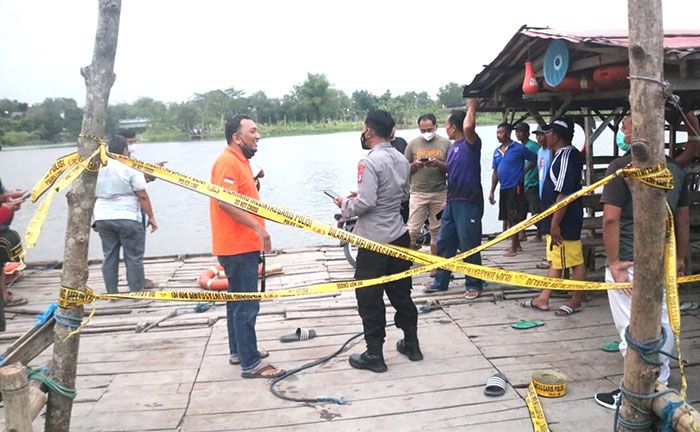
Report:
349,346,387,373
397,328,423,361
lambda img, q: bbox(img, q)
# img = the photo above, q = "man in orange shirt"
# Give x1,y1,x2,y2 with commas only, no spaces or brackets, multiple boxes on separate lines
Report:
210,115,284,379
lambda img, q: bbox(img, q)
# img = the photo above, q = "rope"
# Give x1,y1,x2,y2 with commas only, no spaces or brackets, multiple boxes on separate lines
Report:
27,367,76,400
660,400,685,432
53,311,82,330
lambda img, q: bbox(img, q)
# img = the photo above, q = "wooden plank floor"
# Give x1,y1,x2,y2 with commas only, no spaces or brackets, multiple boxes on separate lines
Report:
1,237,698,431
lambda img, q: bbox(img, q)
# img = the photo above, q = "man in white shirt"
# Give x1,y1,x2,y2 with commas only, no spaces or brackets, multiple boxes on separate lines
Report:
93,135,158,294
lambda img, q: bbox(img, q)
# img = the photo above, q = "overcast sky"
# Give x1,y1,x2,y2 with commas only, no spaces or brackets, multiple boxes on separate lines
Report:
0,0,696,105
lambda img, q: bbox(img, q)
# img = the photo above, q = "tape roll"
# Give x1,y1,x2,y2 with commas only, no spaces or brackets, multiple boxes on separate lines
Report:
531,370,568,398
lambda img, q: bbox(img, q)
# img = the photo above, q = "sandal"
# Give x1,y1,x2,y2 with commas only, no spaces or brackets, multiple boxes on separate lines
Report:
465,290,481,300
4,292,28,308
241,363,285,379
554,304,582,316
229,349,269,365
536,261,550,270
520,298,549,311
484,373,508,396
280,327,316,343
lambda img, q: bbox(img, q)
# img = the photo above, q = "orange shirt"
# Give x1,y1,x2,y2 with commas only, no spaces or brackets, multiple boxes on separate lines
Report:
210,145,264,256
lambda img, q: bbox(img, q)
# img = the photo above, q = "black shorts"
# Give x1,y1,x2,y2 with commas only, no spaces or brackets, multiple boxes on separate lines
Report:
524,186,541,215
498,185,527,222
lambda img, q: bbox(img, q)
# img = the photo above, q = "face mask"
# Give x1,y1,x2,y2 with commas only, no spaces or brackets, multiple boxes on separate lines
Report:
616,130,630,152
127,144,137,156
237,135,257,159
360,131,370,150
422,131,436,141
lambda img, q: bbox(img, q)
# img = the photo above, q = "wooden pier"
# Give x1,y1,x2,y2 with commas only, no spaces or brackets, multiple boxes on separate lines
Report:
1,239,698,431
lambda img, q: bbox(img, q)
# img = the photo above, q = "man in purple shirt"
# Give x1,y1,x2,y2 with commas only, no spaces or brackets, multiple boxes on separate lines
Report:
488,123,536,256
423,99,484,299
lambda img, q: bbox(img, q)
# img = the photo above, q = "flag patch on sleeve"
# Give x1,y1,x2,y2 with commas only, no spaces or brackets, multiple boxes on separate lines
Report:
223,177,235,185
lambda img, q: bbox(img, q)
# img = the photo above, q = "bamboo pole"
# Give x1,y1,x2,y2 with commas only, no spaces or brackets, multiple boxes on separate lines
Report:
620,1,667,431
44,1,121,430
652,384,700,432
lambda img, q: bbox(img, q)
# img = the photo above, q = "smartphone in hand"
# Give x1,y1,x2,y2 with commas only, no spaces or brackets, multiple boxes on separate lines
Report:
419,157,429,163
20,190,31,201
323,190,341,200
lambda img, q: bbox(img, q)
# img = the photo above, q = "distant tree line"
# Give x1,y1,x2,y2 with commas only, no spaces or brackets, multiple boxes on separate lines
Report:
0,74,468,146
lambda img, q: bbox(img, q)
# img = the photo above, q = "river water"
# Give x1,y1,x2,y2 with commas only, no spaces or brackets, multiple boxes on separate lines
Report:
1,125,612,263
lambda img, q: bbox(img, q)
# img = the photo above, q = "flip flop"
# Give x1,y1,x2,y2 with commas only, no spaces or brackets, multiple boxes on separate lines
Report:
554,304,582,316
602,341,620,352
680,302,700,312
521,298,549,312
280,327,316,343
229,349,269,365
4,292,28,308
536,261,550,270
465,290,481,300
241,363,286,379
484,373,508,396
511,319,544,330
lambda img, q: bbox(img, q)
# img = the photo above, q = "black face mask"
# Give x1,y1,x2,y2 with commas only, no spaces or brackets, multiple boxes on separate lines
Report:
238,136,257,159
360,131,370,150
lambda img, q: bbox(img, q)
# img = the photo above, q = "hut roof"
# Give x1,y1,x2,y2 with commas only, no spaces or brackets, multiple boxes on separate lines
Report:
463,26,700,113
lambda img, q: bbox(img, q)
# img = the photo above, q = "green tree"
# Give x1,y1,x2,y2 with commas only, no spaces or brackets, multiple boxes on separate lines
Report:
351,90,378,115
437,82,464,108
26,98,82,141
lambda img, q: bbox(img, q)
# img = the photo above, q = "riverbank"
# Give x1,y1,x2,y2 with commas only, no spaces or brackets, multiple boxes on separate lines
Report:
1,112,505,147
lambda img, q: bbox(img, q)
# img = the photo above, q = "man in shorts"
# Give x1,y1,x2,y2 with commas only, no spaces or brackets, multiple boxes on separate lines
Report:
515,122,542,242
488,123,536,256
521,118,586,315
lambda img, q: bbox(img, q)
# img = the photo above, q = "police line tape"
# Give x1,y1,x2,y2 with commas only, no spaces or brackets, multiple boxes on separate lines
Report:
525,382,550,432
27,138,685,306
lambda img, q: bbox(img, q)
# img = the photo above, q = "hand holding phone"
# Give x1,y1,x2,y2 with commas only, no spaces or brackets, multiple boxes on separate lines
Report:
20,190,31,201
323,190,340,200
419,157,429,163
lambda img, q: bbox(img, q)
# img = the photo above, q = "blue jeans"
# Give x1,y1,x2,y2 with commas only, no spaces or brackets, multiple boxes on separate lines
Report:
433,201,484,291
218,252,261,373
94,219,145,294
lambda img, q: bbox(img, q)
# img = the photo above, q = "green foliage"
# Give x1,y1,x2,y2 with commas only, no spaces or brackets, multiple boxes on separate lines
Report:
0,78,505,146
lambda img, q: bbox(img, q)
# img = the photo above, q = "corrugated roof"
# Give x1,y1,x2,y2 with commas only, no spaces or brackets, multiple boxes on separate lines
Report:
463,26,700,113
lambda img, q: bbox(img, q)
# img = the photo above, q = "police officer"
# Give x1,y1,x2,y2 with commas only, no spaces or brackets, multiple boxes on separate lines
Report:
334,109,422,373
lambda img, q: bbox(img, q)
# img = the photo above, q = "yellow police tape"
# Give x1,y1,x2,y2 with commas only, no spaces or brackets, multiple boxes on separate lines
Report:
526,382,550,432
25,138,689,305
531,370,568,398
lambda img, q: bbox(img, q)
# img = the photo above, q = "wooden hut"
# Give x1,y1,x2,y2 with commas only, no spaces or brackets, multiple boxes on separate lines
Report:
463,26,700,271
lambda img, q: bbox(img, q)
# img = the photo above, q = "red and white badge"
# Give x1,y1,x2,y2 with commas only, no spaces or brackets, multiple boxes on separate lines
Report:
357,163,365,184
223,176,235,185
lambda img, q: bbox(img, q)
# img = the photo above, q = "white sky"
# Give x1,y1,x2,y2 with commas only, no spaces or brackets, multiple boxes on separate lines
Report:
0,0,697,105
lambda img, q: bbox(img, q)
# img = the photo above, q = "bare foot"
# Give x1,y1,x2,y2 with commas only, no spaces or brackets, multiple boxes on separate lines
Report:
504,249,517,257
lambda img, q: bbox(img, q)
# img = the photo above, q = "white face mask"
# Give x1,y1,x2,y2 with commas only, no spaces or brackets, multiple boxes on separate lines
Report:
422,131,436,141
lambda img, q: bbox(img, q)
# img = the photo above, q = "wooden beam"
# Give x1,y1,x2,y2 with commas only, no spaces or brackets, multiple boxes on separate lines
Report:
553,94,574,120
651,384,700,432
567,51,629,74
2,317,55,366
589,107,625,143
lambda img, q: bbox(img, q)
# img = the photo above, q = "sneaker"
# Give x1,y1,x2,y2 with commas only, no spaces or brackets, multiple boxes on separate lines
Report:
594,388,621,409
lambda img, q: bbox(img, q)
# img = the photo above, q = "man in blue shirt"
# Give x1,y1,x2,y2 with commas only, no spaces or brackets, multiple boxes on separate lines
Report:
522,117,586,315
423,99,484,299
488,123,536,256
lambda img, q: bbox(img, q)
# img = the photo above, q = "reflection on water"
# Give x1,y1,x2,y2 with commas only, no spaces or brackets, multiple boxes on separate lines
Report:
1,124,614,262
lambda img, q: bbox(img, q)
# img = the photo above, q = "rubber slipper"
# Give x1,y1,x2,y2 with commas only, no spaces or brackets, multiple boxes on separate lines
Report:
554,304,582,316
465,290,481,300
484,373,508,396
520,298,549,312
241,363,286,379
423,283,447,294
511,319,544,330
601,341,620,352
280,327,316,343
680,301,699,312
4,292,28,308
229,349,269,365
536,261,550,270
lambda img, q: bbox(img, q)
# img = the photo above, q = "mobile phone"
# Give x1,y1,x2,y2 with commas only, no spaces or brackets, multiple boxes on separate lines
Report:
323,189,340,200
20,190,31,200
419,157,429,162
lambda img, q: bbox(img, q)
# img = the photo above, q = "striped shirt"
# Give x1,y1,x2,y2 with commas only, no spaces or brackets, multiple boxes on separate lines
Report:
539,145,583,240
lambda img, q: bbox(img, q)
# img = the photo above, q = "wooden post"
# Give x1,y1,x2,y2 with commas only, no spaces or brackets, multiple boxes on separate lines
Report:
0,363,32,432
45,1,121,431
620,1,667,431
